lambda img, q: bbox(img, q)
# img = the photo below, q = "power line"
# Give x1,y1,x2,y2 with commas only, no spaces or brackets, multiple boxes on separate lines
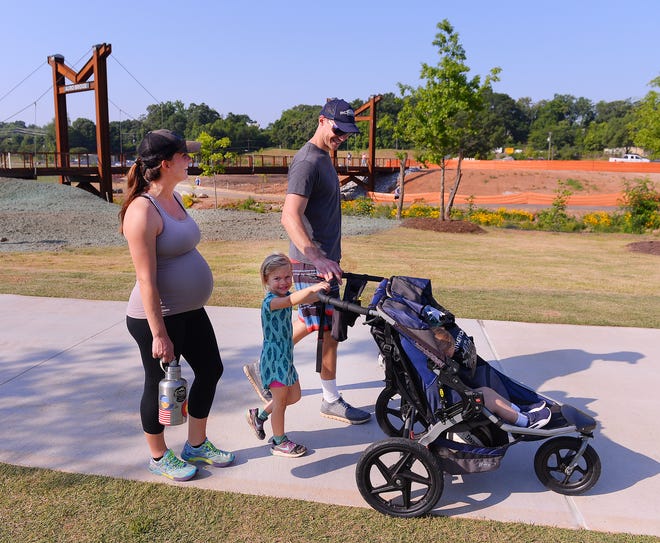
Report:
108,99,140,122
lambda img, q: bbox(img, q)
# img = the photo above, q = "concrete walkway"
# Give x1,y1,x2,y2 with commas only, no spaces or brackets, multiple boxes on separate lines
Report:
0,294,658,537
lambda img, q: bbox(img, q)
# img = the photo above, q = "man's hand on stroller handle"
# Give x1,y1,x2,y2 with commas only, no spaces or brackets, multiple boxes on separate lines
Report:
310,255,343,283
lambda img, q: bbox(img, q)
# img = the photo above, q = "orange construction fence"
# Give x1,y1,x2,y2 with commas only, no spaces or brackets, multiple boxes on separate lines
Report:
368,191,624,207
436,159,660,174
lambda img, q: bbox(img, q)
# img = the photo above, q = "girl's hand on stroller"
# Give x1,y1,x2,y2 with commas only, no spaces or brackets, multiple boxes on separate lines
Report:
311,281,331,295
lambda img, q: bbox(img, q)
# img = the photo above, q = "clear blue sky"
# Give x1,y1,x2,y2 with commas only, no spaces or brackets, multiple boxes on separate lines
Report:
2,0,658,129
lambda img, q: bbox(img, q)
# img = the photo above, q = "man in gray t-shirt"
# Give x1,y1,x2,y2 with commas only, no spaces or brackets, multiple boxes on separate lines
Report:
286,141,342,264
244,98,370,425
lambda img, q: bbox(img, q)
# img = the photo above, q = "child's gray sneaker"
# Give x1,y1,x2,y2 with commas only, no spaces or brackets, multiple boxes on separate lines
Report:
243,361,271,403
246,408,266,440
270,437,307,458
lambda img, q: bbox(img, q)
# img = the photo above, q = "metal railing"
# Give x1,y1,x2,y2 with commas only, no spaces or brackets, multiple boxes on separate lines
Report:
1,152,407,170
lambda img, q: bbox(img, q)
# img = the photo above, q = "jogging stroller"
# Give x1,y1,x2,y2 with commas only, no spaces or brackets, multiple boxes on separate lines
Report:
320,274,601,518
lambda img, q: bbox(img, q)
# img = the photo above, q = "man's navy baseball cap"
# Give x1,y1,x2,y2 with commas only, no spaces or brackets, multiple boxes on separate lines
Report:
319,99,360,133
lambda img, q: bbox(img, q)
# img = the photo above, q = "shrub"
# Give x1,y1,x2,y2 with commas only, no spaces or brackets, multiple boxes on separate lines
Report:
237,196,266,213
219,196,267,213
340,189,657,235
181,193,194,208
620,178,660,233
535,180,583,232
564,178,585,191
372,203,396,219
582,211,613,232
341,197,375,216
399,202,440,219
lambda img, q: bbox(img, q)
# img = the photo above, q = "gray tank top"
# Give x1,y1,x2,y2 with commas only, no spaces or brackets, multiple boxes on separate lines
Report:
126,194,214,318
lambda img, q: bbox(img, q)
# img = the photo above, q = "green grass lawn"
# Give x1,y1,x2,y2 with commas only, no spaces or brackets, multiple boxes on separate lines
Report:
2,227,658,328
1,225,658,542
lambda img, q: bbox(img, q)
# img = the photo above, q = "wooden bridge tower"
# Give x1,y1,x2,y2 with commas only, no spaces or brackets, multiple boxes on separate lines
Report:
48,43,113,201
354,94,381,191
329,95,381,191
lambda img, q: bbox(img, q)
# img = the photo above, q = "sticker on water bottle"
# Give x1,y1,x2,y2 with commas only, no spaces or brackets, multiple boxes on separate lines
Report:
159,395,175,425
174,386,187,402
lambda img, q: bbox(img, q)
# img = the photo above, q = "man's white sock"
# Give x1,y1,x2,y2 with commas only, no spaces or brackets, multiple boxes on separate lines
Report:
321,378,340,403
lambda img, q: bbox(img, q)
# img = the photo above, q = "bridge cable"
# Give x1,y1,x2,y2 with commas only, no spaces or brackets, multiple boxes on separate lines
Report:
108,99,139,122
110,56,162,109
1,48,93,125
0,61,48,104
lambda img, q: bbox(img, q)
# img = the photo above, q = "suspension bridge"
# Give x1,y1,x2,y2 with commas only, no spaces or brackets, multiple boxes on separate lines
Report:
0,151,400,183
0,43,386,200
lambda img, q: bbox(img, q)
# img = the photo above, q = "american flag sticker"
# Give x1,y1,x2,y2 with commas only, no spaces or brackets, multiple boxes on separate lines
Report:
159,394,177,425
158,408,172,425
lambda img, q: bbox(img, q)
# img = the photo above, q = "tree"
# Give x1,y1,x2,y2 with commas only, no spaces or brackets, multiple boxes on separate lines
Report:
397,19,500,219
206,112,269,152
347,92,408,151
142,100,188,136
631,75,660,158
69,118,97,152
267,104,320,149
583,100,635,154
187,102,221,131
472,90,531,153
109,118,142,157
197,132,232,208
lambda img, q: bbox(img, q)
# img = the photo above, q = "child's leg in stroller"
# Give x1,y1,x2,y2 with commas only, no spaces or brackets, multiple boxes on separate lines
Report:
476,387,552,428
475,387,526,425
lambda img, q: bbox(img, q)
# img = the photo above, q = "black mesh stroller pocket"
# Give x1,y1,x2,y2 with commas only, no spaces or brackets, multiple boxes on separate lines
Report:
432,439,509,474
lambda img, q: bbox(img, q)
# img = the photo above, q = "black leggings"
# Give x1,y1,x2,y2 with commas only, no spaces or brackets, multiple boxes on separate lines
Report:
127,308,223,434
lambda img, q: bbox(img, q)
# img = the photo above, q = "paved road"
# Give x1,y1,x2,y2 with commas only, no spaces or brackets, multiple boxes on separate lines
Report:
0,295,658,537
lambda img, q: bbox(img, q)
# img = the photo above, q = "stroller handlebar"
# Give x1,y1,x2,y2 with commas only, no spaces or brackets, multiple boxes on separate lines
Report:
317,293,379,317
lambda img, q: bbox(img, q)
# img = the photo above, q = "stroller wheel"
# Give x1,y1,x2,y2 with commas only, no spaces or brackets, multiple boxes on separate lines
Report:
534,436,601,495
375,386,429,437
355,437,444,518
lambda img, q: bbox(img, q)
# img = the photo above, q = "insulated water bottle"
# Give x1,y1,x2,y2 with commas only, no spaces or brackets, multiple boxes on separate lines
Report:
158,359,188,426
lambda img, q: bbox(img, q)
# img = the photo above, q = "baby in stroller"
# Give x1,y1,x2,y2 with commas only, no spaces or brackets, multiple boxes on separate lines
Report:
426,326,552,429
370,276,553,434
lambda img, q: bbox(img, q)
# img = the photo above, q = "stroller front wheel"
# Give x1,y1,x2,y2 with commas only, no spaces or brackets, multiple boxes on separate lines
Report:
533,436,601,495
355,437,444,518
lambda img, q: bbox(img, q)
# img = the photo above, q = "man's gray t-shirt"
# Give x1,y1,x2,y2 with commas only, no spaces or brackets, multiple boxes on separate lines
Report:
286,142,341,263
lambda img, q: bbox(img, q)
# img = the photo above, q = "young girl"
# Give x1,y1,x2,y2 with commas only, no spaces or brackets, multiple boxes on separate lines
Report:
246,253,330,457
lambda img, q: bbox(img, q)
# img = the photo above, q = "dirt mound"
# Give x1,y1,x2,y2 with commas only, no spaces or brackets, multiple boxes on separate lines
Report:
627,241,660,256
402,218,486,234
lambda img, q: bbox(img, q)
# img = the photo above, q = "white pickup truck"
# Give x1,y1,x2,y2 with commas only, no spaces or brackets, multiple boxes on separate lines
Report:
609,153,650,163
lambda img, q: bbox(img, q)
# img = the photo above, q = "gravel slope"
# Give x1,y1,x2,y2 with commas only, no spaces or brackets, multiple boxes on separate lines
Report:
0,178,395,252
